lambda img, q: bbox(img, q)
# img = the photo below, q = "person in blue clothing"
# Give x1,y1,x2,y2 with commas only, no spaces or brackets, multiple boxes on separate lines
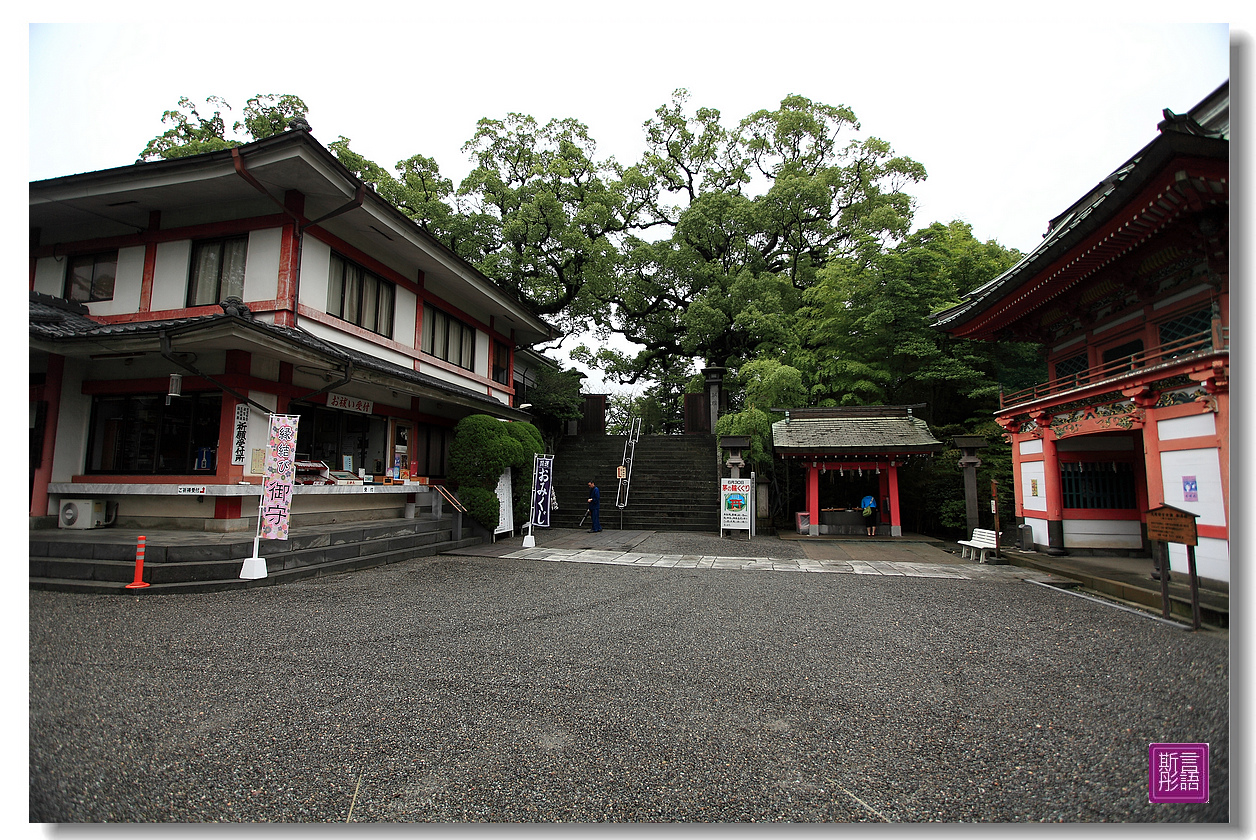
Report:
586,480,602,533
861,493,878,536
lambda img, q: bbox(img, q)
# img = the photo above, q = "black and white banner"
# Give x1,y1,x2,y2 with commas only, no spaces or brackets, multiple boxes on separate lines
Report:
531,454,554,528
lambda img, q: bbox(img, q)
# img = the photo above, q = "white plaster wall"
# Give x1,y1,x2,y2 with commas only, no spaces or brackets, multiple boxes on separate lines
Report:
1160,448,1226,526
416,358,497,398
1062,518,1143,549
1023,517,1049,547
1020,461,1047,511
300,320,413,369
48,358,92,513
32,247,144,315
394,286,417,348
298,236,332,312
78,246,144,316
476,331,490,379
1019,439,1044,456
1158,412,1216,441
1168,537,1229,583
33,256,63,297
241,392,279,476
243,228,281,302
151,241,192,311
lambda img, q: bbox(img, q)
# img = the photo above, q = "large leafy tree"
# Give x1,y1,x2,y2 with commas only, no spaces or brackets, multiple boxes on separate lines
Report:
138,95,309,161
797,220,1039,425
579,91,927,386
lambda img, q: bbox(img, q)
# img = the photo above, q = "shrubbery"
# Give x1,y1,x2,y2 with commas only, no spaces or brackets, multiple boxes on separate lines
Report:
448,414,544,532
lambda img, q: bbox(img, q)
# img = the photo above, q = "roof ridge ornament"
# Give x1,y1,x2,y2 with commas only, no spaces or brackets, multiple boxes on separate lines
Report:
219,297,253,320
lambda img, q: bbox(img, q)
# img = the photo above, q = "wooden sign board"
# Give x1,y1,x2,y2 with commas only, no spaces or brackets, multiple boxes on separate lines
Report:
1146,505,1198,546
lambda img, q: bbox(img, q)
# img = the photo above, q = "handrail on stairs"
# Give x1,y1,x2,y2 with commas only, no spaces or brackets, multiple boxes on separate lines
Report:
433,483,466,513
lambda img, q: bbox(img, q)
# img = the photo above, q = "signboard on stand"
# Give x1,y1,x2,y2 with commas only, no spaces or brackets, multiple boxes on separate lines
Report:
721,478,752,536
494,468,514,537
1146,504,1202,629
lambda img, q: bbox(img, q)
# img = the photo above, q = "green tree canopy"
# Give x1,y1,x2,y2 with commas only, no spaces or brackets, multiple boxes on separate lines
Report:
138,95,309,161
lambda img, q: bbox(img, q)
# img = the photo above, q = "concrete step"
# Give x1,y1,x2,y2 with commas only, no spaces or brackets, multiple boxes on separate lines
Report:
30,536,484,595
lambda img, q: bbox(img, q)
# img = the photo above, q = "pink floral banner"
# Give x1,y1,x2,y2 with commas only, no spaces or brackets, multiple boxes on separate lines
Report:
258,414,300,540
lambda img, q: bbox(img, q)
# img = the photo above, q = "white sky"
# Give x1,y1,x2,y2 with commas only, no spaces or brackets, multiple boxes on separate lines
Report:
15,5,1244,392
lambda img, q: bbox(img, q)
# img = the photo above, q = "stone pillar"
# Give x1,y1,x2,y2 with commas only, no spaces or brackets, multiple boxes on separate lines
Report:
953,435,988,538
703,367,726,435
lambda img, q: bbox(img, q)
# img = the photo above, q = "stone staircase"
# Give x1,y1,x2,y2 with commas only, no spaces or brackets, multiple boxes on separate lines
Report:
29,514,481,595
550,434,721,532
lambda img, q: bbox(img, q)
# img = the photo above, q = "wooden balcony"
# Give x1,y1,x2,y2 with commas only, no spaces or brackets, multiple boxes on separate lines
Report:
1000,324,1228,410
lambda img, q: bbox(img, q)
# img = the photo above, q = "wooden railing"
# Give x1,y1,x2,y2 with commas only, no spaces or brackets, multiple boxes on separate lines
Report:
1000,324,1228,409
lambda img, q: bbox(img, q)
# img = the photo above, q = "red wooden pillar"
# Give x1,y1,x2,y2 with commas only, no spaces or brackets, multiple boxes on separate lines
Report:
807,462,820,536
887,462,902,537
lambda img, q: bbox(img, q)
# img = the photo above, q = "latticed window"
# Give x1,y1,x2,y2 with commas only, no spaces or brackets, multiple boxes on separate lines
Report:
1060,461,1137,509
1158,307,1213,357
1054,352,1089,385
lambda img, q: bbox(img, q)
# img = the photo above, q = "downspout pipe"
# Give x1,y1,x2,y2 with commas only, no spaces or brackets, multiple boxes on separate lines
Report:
161,328,356,415
160,329,274,417
232,147,367,328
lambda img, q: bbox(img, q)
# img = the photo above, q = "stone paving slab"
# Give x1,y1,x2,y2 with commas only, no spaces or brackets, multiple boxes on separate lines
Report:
487,543,1055,583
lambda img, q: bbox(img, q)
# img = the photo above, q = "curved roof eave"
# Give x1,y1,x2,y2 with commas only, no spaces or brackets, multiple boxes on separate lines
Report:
930,129,1227,336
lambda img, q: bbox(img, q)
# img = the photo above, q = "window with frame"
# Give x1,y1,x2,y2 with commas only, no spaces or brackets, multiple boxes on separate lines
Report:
188,236,248,306
66,252,117,303
1157,306,1213,357
421,304,475,371
86,392,222,474
1060,461,1137,510
328,253,395,337
1100,338,1144,376
1053,351,1089,387
492,341,511,385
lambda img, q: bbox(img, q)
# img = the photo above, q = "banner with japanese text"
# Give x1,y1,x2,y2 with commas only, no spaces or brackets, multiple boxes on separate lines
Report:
259,414,300,540
231,404,250,466
532,454,554,528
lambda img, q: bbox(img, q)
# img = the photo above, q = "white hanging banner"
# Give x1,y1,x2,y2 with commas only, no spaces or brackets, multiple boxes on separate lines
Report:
258,414,300,541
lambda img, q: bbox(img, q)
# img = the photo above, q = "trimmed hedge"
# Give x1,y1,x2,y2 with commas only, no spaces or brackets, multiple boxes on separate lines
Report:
449,414,545,533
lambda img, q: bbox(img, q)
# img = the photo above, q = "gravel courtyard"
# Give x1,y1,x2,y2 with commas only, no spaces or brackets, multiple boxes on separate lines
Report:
29,546,1228,823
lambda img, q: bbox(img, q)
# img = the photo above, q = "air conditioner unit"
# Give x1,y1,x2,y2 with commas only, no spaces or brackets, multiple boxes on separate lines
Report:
58,499,115,530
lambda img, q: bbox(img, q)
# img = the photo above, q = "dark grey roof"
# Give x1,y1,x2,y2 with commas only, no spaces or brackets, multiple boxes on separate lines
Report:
772,410,943,455
29,293,518,414
931,80,1229,335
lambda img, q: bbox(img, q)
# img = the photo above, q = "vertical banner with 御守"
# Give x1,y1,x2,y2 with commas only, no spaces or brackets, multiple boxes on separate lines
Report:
532,454,554,528
258,414,300,541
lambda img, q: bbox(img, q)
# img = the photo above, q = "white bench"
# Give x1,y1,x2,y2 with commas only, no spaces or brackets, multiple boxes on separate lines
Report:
958,528,999,563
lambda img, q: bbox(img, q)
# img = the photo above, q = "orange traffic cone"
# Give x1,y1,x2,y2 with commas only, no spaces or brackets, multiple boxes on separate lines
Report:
125,535,150,589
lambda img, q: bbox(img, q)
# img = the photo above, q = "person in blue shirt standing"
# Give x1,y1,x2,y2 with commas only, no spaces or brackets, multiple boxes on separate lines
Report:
586,480,602,533
861,493,878,536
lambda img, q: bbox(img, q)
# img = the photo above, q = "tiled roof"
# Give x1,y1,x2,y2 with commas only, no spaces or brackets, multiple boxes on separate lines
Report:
771,415,943,454
29,293,513,412
930,81,1228,337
